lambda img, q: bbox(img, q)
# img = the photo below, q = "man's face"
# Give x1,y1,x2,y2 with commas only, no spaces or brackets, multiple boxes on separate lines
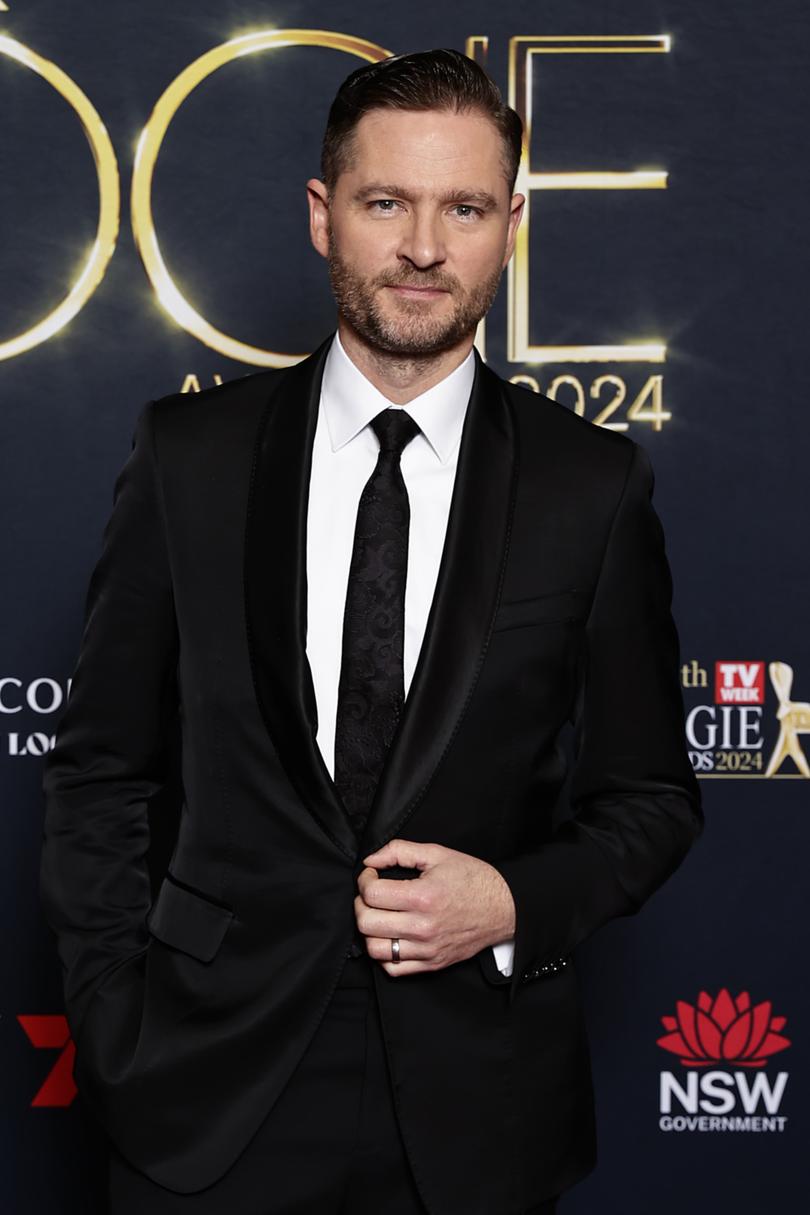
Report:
308,107,524,357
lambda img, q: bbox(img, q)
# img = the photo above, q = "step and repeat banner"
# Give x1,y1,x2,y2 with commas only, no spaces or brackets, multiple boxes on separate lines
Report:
2,1,806,1211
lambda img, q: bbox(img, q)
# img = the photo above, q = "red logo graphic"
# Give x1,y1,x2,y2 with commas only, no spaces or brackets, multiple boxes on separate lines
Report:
657,989,791,1069
18,1015,77,1106
714,662,765,705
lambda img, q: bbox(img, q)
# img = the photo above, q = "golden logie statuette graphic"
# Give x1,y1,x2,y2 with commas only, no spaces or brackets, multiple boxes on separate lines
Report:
0,28,120,361
130,30,392,368
765,662,810,778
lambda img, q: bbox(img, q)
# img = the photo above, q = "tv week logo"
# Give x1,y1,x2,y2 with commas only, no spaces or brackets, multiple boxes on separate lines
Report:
657,988,790,1133
715,662,765,705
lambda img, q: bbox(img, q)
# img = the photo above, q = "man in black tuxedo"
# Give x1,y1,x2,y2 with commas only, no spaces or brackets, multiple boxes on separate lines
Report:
41,49,702,1215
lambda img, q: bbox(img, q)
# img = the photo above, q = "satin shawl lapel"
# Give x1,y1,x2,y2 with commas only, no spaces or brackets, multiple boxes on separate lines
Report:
244,336,358,860
359,352,518,855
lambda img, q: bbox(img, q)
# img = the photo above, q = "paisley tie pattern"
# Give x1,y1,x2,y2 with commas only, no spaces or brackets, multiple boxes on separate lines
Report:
333,408,421,839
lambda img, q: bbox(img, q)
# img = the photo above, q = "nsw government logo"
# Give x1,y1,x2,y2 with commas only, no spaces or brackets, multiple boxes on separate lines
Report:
682,659,810,778
657,988,790,1133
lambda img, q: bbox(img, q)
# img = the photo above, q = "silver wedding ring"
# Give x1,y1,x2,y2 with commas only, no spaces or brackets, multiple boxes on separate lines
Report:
391,937,401,963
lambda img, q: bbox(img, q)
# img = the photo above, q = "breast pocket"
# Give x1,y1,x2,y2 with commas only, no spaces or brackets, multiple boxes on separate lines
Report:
146,874,235,963
491,589,591,633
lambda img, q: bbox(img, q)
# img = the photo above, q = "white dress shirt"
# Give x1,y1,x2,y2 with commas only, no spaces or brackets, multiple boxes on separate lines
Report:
305,331,515,977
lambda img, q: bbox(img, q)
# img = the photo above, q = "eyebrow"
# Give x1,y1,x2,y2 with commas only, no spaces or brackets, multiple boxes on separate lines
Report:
353,184,499,211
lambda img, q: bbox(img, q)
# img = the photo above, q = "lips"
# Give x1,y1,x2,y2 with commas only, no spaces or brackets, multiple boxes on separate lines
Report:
386,285,449,300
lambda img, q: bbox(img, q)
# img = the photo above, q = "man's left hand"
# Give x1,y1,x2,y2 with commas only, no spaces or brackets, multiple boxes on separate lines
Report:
355,839,516,976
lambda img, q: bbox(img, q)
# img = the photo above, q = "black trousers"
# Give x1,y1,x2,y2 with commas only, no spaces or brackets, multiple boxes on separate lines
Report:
108,952,558,1215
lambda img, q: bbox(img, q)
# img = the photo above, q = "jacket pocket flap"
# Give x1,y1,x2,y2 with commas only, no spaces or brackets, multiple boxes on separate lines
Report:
492,589,591,632
147,876,234,963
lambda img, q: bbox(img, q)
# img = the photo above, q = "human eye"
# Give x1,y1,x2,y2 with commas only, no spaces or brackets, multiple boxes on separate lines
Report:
451,204,483,221
369,199,401,215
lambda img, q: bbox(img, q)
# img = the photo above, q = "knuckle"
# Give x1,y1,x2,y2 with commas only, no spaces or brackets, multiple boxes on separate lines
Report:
413,888,432,913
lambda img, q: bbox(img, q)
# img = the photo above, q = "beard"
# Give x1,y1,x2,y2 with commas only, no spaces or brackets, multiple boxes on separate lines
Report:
326,234,503,359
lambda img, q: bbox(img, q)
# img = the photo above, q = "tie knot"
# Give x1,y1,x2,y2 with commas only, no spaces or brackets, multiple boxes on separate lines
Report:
370,408,421,457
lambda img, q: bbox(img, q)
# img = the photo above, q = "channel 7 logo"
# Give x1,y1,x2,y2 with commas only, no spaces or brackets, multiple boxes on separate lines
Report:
17,1015,77,1106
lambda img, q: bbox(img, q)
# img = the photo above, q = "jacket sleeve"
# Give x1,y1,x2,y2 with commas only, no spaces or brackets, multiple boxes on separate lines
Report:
40,400,179,1041
491,439,703,1003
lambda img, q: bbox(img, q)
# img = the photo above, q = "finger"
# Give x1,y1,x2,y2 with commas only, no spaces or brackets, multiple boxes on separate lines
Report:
362,838,437,871
355,866,378,898
354,903,427,941
364,936,433,964
358,874,427,912
379,958,436,977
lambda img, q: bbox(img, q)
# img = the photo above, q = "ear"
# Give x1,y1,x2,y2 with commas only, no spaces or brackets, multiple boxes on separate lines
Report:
502,192,525,267
307,178,330,259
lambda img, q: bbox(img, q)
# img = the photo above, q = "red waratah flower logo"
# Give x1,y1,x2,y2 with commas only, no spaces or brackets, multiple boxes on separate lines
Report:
657,989,791,1069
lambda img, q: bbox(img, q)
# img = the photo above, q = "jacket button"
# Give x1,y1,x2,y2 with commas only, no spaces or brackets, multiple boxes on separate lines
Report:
346,939,363,959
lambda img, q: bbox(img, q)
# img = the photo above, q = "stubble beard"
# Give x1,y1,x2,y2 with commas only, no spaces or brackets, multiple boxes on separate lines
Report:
326,232,503,360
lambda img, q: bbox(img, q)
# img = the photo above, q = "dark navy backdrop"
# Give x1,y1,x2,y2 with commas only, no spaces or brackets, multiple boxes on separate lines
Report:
2,1,806,1211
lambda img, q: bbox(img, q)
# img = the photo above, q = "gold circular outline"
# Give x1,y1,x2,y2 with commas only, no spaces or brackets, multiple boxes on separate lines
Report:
0,35,120,361
131,29,392,368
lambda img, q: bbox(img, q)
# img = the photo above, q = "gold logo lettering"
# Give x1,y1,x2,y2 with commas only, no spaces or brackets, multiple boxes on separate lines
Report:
504,35,670,365
0,32,120,360
130,30,392,367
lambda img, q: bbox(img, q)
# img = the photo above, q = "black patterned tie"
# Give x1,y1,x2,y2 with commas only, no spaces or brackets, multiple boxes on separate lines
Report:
333,407,421,839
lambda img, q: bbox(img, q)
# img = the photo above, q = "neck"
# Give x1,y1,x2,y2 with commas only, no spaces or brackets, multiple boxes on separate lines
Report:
336,318,474,405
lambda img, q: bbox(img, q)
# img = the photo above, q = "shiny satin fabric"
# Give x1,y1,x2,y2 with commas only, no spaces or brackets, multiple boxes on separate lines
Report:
40,335,702,1215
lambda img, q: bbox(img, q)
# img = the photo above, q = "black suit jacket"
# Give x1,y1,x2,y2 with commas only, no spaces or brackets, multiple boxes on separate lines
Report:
40,335,702,1214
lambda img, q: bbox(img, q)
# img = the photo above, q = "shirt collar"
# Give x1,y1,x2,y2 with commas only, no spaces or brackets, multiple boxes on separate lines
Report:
320,330,475,465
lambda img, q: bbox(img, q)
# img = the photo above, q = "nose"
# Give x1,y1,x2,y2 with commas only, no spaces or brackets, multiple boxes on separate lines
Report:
397,207,446,270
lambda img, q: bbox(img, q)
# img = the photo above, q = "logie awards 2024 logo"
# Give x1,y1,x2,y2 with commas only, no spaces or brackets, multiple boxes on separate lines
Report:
657,988,791,1134
1,13,678,435
682,660,810,779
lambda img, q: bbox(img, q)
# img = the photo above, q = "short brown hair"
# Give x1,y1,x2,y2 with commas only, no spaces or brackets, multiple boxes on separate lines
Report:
321,48,523,194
